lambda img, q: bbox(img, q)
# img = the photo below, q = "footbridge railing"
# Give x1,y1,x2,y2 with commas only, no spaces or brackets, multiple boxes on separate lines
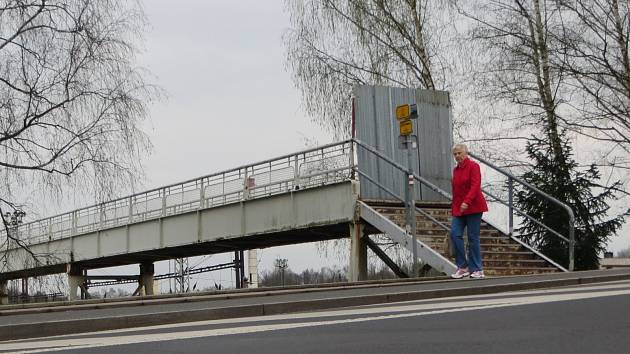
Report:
1,140,355,248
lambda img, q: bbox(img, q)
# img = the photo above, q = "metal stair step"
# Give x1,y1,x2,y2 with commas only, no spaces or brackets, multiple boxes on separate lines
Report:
482,259,551,268
484,267,559,276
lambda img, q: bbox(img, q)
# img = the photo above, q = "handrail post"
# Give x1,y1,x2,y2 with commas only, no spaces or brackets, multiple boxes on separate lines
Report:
161,188,167,217
293,154,300,190
71,211,77,236
98,204,104,231
569,219,575,271
243,168,250,200
199,179,205,209
349,141,355,179
404,136,418,276
128,196,133,224
508,178,514,235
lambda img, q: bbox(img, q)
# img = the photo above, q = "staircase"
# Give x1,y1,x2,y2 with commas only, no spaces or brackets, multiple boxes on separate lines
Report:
364,200,560,276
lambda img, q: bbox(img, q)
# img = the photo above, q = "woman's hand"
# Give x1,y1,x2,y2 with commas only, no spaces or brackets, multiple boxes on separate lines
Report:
460,202,469,212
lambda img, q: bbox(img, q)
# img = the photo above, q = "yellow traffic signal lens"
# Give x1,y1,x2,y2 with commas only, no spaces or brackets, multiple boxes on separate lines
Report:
399,120,413,136
396,104,410,120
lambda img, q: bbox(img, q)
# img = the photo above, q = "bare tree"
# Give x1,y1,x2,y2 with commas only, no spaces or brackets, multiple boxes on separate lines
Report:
0,0,159,268
284,0,463,139
458,0,570,148
555,0,630,155
459,0,626,269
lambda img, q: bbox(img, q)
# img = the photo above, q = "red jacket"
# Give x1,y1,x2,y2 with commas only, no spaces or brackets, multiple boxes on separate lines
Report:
451,157,488,216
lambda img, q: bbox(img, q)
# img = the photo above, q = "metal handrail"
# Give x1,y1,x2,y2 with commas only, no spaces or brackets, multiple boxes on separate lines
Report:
482,188,569,243
355,168,449,231
1,140,355,247
469,152,575,271
352,139,451,231
354,138,574,271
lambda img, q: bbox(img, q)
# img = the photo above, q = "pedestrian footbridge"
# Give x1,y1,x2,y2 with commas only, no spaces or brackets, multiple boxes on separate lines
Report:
0,138,573,303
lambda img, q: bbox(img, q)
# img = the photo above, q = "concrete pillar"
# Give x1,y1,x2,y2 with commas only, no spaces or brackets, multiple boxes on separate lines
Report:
0,280,8,305
247,249,259,288
140,262,155,296
67,264,84,301
21,277,28,299
348,221,367,282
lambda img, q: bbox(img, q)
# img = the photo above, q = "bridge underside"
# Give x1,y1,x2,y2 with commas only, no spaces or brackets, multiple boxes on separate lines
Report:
1,222,350,281
81,222,350,269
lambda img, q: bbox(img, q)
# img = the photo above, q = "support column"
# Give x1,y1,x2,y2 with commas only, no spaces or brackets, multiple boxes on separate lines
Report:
348,221,367,282
67,264,84,301
234,251,245,289
21,278,28,300
247,249,259,288
0,280,8,305
139,262,155,296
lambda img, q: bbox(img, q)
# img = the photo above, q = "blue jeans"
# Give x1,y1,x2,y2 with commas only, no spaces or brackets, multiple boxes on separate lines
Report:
450,213,483,272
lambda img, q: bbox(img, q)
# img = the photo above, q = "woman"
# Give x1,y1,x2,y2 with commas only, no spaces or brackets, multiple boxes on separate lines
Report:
450,143,488,279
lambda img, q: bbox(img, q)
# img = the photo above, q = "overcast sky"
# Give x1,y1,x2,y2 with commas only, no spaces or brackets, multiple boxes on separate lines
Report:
129,0,340,288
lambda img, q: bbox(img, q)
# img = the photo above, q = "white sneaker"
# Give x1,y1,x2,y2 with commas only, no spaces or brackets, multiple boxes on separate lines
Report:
470,270,485,279
451,268,470,279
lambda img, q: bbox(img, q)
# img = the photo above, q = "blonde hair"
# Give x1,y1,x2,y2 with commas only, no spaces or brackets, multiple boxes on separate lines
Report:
452,143,468,153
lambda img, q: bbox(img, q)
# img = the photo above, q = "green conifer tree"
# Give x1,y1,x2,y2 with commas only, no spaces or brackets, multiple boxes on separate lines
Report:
516,133,625,270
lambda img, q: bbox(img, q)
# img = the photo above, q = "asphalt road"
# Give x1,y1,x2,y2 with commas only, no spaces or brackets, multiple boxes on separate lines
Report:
2,278,630,353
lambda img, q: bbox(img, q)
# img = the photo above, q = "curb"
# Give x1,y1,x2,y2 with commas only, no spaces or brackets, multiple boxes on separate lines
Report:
2,272,629,341
0,276,450,316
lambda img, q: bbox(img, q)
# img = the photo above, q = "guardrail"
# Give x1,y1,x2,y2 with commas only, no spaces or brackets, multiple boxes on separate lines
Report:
1,140,355,248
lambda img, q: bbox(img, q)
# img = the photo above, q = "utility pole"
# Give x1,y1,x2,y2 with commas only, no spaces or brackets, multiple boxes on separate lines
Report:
274,258,288,286
173,257,190,293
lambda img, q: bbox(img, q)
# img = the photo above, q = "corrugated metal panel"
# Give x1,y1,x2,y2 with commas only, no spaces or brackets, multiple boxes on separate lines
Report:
354,85,452,201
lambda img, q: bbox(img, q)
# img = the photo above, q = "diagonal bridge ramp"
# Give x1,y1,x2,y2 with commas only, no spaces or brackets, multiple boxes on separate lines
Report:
359,201,457,275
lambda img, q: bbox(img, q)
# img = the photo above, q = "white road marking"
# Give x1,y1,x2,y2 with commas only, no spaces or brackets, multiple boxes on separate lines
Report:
2,281,630,353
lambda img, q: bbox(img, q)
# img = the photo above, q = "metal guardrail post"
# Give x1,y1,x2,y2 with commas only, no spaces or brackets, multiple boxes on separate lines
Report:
243,168,250,200
71,211,77,236
128,196,133,224
569,227,575,271
161,188,167,217
404,136,418,276
48,219,53,241
349,141,355,178
508,177,514,236
293,154,300,189
199,179,205,209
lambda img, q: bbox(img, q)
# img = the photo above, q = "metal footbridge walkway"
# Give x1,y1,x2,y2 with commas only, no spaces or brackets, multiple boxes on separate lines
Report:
1,141,358,279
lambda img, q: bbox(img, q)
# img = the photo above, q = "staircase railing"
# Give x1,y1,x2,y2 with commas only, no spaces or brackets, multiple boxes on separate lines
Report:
351,140,457,274
353,139,574,271
469,152,575,271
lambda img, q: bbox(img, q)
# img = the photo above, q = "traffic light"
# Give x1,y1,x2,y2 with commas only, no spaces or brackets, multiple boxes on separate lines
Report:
395,104,418,136
395,104,417,121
